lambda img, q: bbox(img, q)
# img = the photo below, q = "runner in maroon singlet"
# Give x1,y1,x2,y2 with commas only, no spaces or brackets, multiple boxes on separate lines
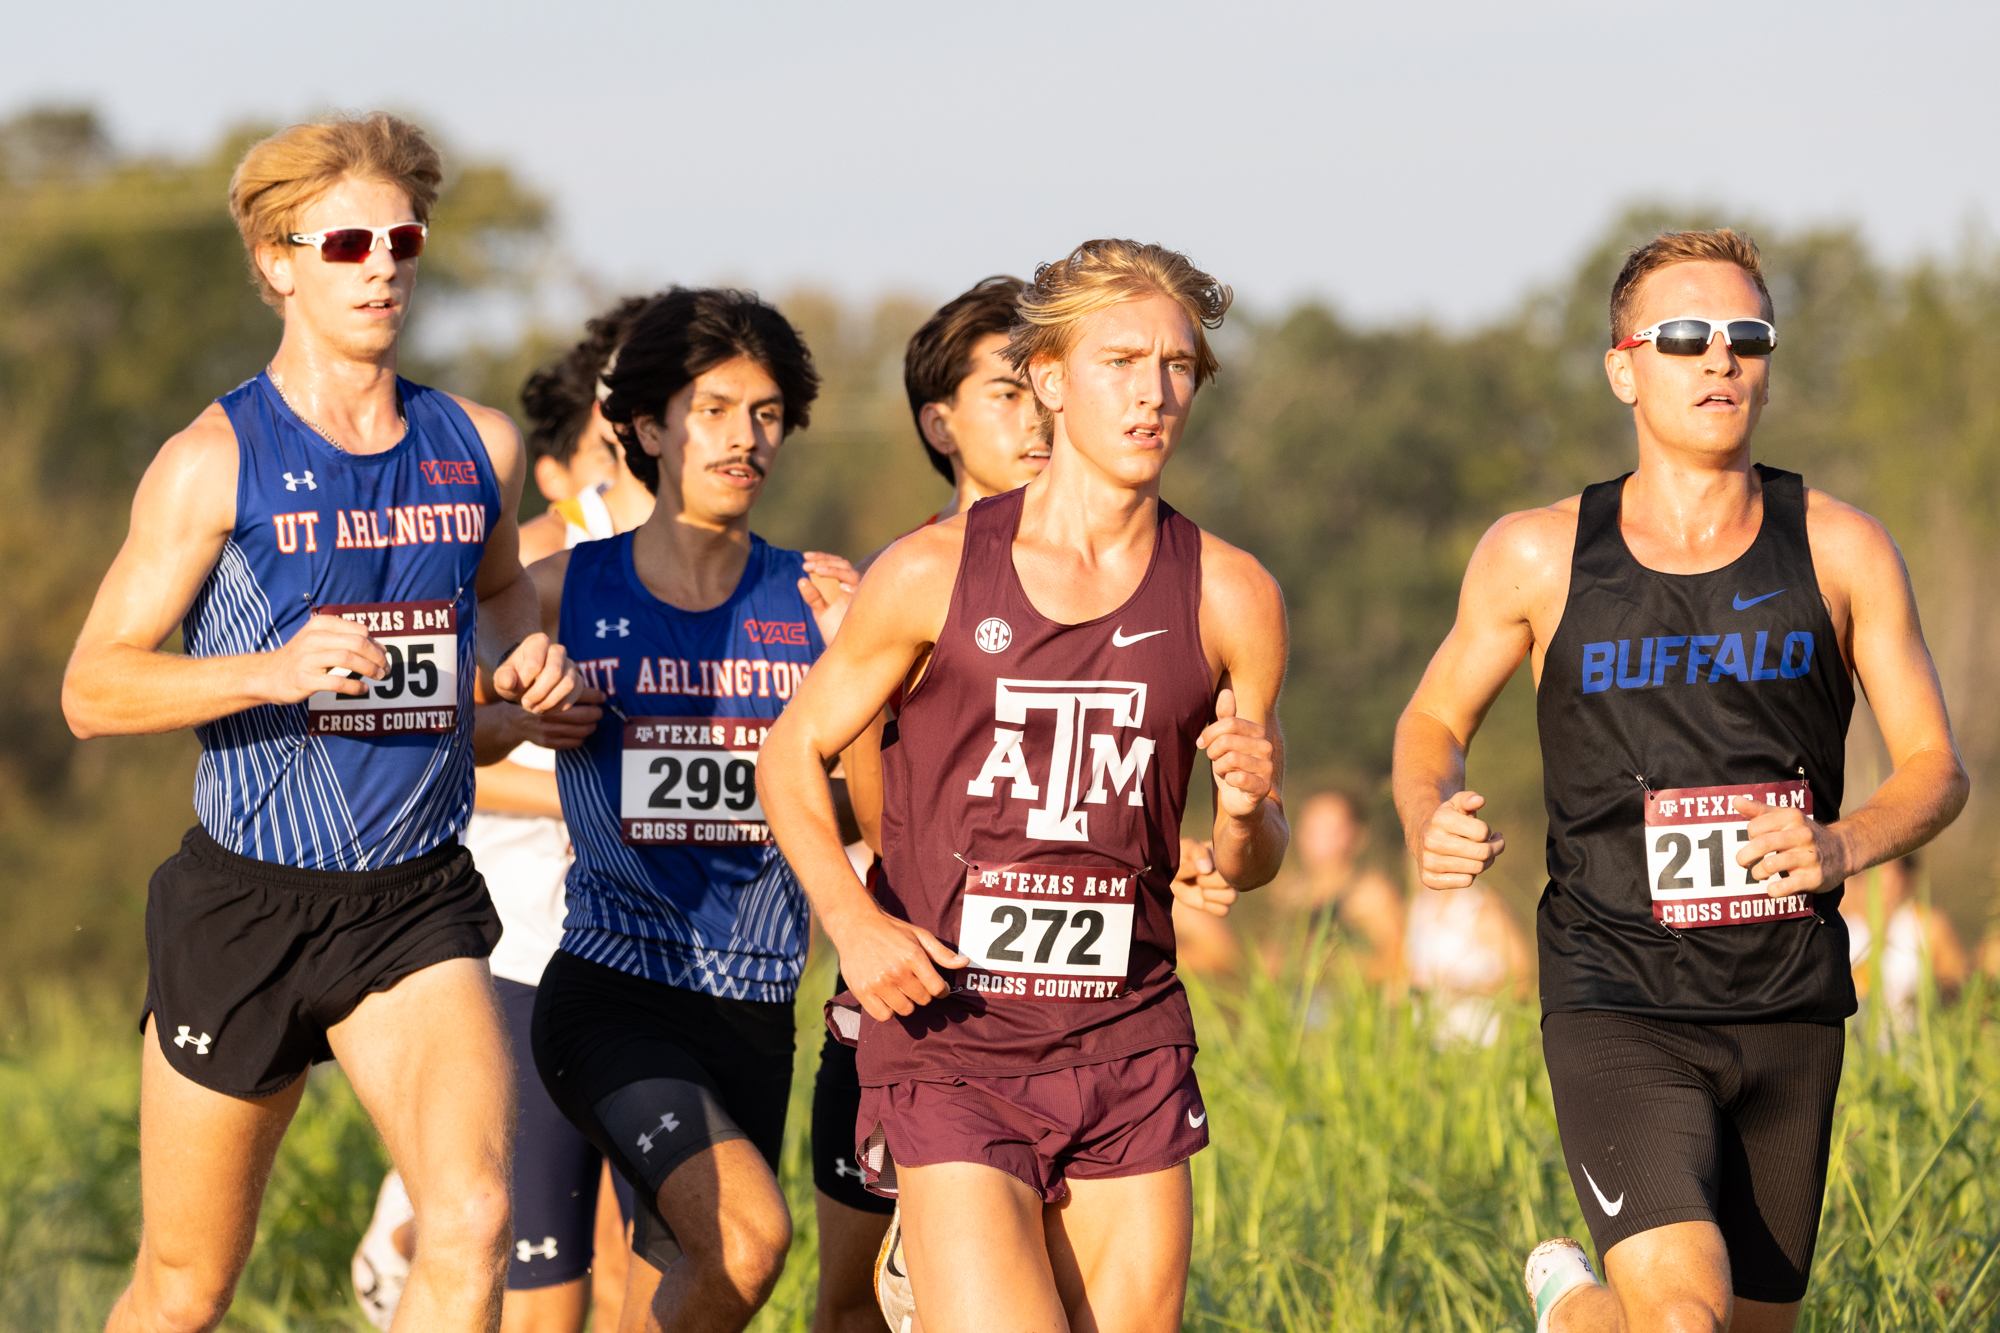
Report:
810,275,1046,1333
764,239,1290,1333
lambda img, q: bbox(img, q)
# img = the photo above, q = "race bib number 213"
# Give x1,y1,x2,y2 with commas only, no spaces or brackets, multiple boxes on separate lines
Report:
1645,780,1815,929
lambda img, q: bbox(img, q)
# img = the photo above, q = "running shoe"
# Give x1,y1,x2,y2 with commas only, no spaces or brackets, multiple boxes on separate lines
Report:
873,1204,916,1333
352,1169,414,1331
1524,1236,1598,1333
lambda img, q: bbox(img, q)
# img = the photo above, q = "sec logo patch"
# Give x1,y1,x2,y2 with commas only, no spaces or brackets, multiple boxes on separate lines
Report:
974,617,1013,654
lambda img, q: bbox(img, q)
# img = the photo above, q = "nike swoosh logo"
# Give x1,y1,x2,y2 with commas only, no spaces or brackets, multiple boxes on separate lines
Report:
1581,1163,1624,1217
1187,1108,1207,1128
1733,589,1784,610
1112,628,1167,647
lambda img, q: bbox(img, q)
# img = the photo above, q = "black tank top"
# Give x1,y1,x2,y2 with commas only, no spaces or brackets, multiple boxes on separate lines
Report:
861,488,1213,1083
1536,466,1857,1024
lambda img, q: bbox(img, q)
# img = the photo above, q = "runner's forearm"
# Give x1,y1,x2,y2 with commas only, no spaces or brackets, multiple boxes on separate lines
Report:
64,641,282,738
1211,801,1287,889
475,570,544,673
1391,708,1470,850
1823,745,1968,880
759,733,878,938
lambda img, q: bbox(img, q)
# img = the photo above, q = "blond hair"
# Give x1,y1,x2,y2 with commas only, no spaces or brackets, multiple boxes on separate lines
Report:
228,112,444,308
1005,239,1232,388
1609,228,1772,344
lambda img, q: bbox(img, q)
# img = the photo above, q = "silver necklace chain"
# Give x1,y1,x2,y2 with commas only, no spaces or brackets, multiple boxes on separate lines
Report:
267,365,404,454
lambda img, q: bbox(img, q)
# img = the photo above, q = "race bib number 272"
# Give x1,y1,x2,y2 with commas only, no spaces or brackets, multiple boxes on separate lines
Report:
306,600,459,736
1645,780,1815,929
955,861,1137,1002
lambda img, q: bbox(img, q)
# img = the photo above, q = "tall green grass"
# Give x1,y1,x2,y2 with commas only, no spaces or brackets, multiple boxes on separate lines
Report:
4,953,1995,1331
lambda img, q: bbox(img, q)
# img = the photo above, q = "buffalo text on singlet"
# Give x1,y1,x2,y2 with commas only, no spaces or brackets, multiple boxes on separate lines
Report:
183,372,499,870
555,532,823,1002
1537,466,1856,1022
865,488,1216,1083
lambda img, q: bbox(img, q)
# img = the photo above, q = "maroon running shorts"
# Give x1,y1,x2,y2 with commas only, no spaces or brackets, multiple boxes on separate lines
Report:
855,1045,1207,1203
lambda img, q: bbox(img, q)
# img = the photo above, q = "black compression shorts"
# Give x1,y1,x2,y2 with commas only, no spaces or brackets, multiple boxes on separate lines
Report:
530,950,794,1271
143,826,499,1098
811,974,895,1215
496,977,633,1289
1542,1010,1844,1303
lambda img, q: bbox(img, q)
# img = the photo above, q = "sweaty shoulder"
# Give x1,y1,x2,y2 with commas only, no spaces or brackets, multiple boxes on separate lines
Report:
446,393,524,467
852,514,966,646
1801,486,1900,576
1196,528,1285,682
1196,528,1282,614
1801,486,1904,633
142,402,241,535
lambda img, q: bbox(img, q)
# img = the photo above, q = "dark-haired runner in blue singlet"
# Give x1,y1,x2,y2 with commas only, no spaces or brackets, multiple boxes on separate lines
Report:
521,286,857,1333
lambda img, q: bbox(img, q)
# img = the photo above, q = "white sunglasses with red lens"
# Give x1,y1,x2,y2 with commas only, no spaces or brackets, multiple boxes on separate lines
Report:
1615,316,1776,357
286,223,428,264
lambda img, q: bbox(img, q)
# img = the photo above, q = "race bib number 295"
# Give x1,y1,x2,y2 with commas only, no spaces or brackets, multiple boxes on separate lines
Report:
1645,780,1815,929
955,861,1137,1002
306,600,459,735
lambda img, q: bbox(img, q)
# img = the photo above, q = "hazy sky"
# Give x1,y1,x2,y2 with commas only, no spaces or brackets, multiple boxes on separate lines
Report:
9,0,1998,325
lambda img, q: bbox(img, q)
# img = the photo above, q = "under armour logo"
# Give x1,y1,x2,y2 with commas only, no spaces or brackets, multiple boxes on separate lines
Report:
835,1159,866,1181
635,1111,681,1154
597,618,630,638
173,1025,212,1055
516,1237,559,1262
282,471,317,491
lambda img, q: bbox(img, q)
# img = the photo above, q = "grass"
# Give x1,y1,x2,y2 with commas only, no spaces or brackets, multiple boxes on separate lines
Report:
2,945,1995,1332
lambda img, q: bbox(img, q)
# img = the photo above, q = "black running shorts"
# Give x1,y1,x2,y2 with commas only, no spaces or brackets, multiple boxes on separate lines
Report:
811,974,895,1215
530,950,794,1271
497,977,634,1290
143,826,500,1098
1542,1010,1845,1303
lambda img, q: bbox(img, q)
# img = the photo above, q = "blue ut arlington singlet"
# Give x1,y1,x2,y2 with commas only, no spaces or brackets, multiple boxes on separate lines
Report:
184,372,500,871
556,532,823,1002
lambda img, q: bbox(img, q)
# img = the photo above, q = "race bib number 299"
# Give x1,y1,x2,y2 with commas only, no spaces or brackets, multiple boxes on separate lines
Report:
306,600,459,735
621,717,769,846
956,861,1137,1002
1645,780,1815,929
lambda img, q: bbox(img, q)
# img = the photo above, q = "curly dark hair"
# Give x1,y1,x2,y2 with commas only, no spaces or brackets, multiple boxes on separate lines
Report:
598,288,820,495
519,294,654,468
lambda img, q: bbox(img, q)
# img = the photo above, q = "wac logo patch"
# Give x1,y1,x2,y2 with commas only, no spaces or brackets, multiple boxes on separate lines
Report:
419,459,480,486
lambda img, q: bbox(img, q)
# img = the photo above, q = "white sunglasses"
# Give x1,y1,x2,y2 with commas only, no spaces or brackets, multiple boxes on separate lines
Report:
1615,316,1777,357
285,223,429,263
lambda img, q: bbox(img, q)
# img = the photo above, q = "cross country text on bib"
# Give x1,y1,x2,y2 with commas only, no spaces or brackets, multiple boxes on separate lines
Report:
955,860,1137,1002
306,600,460,735
1645,779,1815,929
620,716,769,846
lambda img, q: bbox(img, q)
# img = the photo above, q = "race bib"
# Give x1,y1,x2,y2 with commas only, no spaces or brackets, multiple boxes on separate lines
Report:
621,717,769,846
306,600,459,736
955,861,1137,1002
1645,780,1815,929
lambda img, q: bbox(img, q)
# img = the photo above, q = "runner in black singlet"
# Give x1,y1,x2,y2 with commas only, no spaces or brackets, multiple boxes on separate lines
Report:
1393,230,1968,1333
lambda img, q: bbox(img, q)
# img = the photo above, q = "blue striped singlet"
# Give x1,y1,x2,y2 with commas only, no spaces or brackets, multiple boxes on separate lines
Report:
555,531,822,1002
184,371,500,870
